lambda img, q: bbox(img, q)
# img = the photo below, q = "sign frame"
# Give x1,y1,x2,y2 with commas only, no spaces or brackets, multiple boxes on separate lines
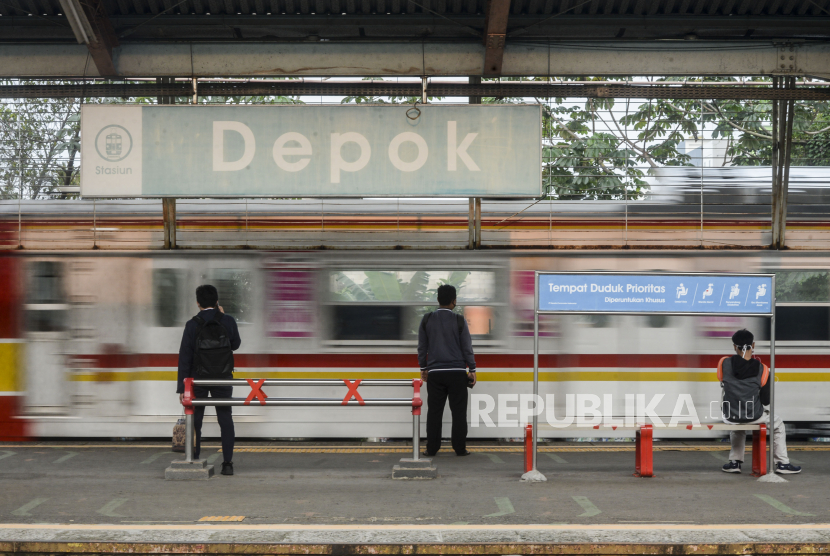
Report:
80,103,544,199
525,271,778,482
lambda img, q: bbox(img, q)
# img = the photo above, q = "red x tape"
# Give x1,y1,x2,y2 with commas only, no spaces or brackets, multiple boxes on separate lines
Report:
244,378,267,405
342,379,365,405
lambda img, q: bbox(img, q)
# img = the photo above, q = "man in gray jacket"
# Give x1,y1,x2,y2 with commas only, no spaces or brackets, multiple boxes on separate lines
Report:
418,284,477,456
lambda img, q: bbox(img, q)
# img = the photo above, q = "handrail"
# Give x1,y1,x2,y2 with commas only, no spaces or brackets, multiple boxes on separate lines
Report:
180,377,424,464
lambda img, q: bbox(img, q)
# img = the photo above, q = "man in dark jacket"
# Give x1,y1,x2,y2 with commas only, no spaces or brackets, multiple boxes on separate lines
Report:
418,284,476,457
177,285,241,475
719,328,800,474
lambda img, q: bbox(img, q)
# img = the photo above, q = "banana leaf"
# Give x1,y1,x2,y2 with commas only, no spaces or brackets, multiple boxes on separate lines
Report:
401,270,430,302
331,272,372,301
365,271,402,301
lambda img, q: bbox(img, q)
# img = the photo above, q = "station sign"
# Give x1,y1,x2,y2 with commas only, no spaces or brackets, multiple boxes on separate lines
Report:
80,104,542,198
538,273,774,315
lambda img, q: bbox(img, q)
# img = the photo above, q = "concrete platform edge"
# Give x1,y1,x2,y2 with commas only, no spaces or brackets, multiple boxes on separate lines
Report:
3,525,830,547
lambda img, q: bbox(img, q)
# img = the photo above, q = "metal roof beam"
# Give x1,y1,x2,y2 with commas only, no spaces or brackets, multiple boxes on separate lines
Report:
482,0,510,76
3,81,829,100
66,0,120,75
0,42,829,77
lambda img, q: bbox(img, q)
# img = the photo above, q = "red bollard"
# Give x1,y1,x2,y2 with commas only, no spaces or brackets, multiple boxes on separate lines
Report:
634,424,653,477
752,423,767,477
523,423,533,473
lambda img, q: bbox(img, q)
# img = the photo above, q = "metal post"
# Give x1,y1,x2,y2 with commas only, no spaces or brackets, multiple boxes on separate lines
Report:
624,187,628,246
185,413,193,462
163,197,177,249
468,77,481,251
421,76,428,104
468,198,475,249
779,77,795,249
412,413,420,461
159,78,177,250
17,114,22,250
769,275,776,473
771,77,780,248
532,286,539,472
699,99,704,246
518,271,546,481
474,197,482,249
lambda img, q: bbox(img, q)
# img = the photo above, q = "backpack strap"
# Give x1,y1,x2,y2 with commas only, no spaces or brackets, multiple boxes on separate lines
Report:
716,356,728,382
759,359,770,386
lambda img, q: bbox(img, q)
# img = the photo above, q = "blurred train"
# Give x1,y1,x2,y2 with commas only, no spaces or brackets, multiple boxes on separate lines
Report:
1,248,829,441
2,167,829,250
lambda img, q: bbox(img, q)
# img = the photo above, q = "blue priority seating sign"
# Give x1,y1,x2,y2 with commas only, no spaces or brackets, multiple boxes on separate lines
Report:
537,273,774,315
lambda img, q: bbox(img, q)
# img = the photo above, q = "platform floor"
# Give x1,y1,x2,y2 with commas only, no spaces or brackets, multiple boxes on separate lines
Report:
1,440,828,536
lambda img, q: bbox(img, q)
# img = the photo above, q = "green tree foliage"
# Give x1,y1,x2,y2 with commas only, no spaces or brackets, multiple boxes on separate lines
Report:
0,83,83,199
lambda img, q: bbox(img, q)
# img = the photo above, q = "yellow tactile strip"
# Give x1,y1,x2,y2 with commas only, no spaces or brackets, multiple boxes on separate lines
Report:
198,516,245,522
224,445,830,454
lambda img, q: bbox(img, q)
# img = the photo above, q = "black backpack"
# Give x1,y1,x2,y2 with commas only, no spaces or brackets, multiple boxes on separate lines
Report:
192,310,234,379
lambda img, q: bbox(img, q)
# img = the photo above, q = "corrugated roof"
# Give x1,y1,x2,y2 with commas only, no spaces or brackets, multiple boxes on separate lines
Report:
1,0,828,42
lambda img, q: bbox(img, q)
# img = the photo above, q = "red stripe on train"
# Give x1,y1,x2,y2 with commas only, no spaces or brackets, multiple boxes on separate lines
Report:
68,353,829,369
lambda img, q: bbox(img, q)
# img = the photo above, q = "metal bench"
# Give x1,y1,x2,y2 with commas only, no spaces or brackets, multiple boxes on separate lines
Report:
529,421,768,477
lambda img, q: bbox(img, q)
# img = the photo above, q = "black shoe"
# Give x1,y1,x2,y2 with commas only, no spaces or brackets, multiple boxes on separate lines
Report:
456,450,471,456
776,462,802,474
722,460,741,473
422,451,437,457
221,461,234,475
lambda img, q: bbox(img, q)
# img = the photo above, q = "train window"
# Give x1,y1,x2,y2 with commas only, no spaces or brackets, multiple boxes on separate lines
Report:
646,314,669,328
582,314,610,328
153,269,182,327
332,306,402,340
775,271,830,302
28,261,64,304
329,270,495,303
211,269,253,324
328,270,498,342
25,261,66,332
766,307,830,342
25,310,65,332
400,306,495,340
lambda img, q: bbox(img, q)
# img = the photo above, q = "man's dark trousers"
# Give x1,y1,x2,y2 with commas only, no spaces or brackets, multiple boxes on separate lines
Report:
192,385,234,462
426,371,468,455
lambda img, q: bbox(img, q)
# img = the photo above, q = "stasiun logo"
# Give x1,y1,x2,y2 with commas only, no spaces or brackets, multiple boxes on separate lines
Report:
469,393,730,428
95,124,133,163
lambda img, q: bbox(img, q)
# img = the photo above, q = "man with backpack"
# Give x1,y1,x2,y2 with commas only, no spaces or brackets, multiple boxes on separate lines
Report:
418,284,476,457
177,285,241,476
718,328,801,475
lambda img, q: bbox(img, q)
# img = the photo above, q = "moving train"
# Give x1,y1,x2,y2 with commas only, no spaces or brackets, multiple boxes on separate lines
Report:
1,247,828,441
